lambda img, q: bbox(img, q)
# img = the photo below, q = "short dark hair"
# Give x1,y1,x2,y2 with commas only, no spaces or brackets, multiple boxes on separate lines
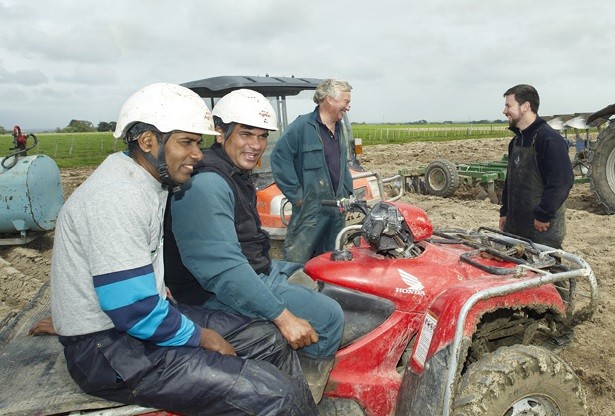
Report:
503,84,540,113
125,122,163,153
212,115,236,142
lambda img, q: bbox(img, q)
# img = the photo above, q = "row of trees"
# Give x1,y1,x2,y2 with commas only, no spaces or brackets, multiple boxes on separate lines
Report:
55,120,117,133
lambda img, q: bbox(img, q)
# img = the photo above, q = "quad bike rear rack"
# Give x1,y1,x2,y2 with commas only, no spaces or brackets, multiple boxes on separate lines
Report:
437,230,599,416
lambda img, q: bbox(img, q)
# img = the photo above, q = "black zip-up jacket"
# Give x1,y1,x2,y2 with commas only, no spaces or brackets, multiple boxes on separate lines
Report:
164,144,271,305
500,117,574,222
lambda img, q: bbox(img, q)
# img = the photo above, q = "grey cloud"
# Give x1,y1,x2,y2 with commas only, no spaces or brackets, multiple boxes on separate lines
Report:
1,0,614,128
5,24,123,65
0,66,47,85
0,85,28,103
54,65,120,86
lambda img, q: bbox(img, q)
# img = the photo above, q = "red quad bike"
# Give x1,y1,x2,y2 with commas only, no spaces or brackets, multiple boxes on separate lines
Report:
0,199,598,416
312,198,598,416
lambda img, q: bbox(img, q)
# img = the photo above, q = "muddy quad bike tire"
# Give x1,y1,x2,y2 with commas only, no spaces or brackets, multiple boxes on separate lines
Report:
453,344,587,416
424,159,459,197
588,122,615,214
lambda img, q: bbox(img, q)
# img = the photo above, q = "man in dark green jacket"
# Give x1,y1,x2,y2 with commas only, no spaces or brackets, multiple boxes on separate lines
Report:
271,79,354,263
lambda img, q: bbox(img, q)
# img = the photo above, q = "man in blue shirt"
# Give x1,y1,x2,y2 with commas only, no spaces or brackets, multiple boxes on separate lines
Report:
165,89,344,403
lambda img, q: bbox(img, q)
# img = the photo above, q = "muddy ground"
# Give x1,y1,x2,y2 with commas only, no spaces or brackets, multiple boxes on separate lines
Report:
1,137,613,414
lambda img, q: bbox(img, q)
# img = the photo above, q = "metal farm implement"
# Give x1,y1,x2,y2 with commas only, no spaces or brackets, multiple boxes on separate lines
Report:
399,104,615,212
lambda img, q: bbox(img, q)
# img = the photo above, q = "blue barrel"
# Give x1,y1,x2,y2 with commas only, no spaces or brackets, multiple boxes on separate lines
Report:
0,155,64,234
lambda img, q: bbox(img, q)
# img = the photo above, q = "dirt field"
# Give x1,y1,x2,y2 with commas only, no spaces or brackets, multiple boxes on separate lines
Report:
1,137,613,414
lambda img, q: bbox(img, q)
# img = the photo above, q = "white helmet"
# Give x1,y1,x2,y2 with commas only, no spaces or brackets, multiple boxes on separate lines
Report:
113,83,218,141
212,89,278,131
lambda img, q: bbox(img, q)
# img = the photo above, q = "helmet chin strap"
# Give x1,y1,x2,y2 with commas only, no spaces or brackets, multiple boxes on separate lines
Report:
140,132,180,191
223,122,236,141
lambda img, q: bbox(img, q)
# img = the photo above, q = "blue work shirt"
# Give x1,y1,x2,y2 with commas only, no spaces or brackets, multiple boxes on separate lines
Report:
170,172,286,321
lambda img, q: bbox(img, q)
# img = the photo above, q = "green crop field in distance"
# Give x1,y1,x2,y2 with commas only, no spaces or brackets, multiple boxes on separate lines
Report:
351,123,512,146
2,125,514,169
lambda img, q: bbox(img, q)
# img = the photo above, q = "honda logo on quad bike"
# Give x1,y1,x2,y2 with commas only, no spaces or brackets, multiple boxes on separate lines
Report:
396,268,425,295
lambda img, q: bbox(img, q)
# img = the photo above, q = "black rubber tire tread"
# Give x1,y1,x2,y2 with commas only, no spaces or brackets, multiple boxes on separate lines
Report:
318,397,364,415
588,122,615,214
424,159,460,197
452,344,587,416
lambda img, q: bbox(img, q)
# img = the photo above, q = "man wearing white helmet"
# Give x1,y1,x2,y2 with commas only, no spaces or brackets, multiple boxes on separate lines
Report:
50,83,318,415
164,88,344,403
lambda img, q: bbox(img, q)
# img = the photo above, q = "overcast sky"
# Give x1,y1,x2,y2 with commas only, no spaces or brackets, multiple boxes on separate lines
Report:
1,0,613,130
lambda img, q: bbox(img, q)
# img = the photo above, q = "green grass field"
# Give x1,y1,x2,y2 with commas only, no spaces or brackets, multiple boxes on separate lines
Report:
353,123,511,145
0,132,122,168
1,124,512,168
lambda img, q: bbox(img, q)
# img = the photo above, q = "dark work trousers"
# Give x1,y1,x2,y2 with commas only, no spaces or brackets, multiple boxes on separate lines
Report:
201,260,344,359
504,135,566,249
59,305,318,415
284,202,345,264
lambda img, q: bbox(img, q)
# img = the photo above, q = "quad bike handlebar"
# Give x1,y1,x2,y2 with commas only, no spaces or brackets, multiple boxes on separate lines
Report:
324,198,420,258
321,196,369,215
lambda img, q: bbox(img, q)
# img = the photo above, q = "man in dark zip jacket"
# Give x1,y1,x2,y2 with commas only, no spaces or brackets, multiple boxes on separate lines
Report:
164,89,344,404
500,84,574,248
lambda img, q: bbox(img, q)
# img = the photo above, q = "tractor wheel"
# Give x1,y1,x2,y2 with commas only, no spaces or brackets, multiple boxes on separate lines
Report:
424,159,459,197
588,122,615,214
453,344,587,416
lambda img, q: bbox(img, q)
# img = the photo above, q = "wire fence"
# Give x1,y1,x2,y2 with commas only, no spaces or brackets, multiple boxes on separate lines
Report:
0,132,120,168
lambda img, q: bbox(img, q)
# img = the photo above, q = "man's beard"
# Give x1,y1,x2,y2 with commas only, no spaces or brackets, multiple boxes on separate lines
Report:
508,115,521,128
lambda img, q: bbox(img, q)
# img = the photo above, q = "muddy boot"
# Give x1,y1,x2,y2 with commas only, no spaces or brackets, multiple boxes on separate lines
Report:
299,355,335,403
